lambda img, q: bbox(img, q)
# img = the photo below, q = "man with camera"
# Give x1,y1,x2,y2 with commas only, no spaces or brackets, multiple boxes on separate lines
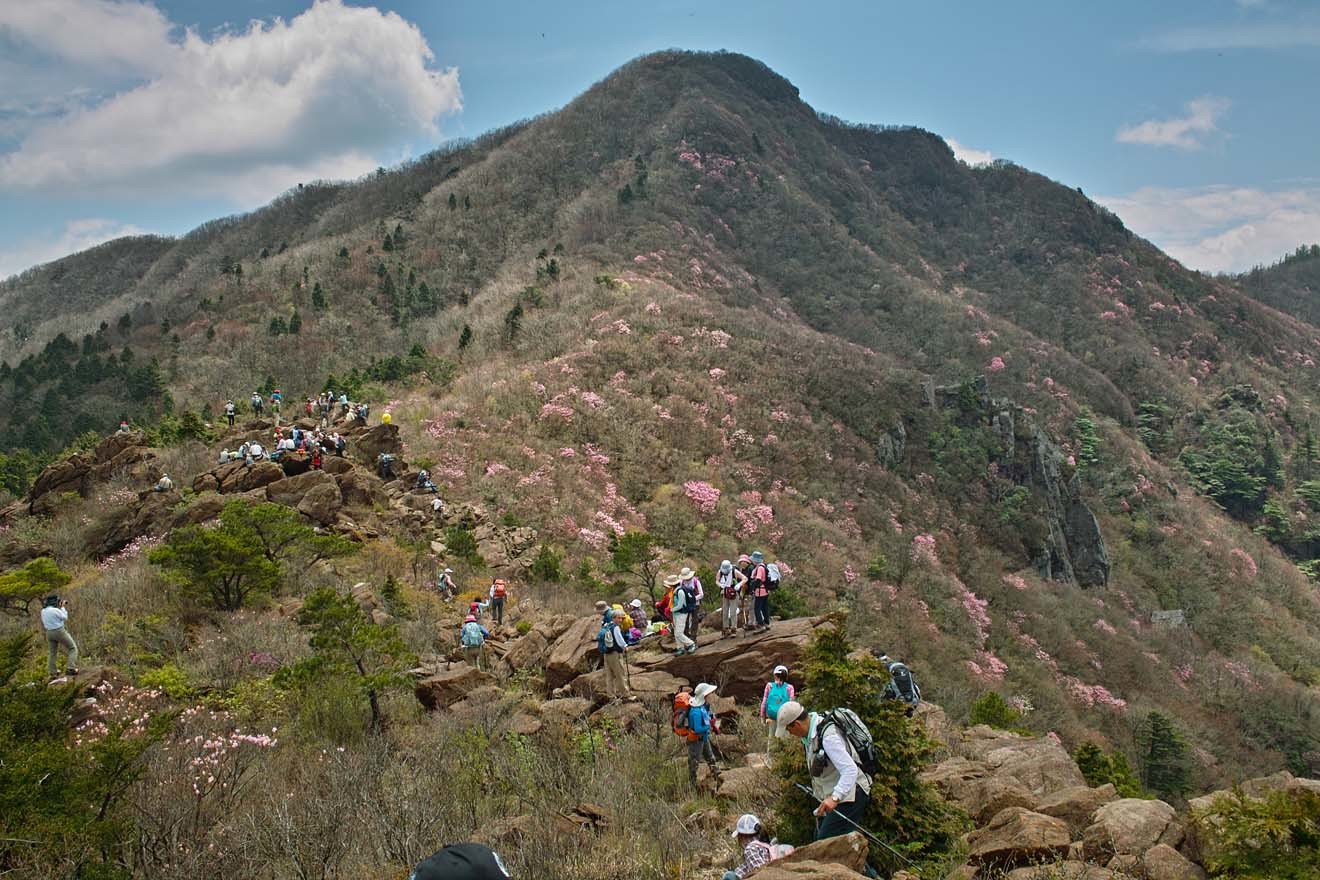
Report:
41,595,80,678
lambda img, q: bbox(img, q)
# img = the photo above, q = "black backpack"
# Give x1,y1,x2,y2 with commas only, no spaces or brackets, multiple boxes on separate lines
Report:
814,708,881,777
888,662,921,706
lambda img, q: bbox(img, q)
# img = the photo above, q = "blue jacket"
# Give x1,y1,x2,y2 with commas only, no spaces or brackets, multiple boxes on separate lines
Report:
688,704,713,739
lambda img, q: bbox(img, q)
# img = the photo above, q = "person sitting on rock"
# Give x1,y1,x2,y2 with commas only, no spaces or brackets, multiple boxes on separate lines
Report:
377,453,396,480
153,473,174,492
628,597,649,629
248,441,266,462
117,419,131,434
415,469,438,492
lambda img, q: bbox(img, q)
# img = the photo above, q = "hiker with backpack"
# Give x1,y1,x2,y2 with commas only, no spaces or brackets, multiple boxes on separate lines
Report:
876,652,921,716
667,573,696,655
759,665,796,751
597,609,631,700
437,568,457,602
735,554,754,631
251,392,263,416
717,559,747,638
488,578,508,625
774,701,881,877
460,614,490,669
722,814,793,880
409,842,511,880
679,567,704,640
224,400,236,427
748,551,772,633
678,682,720,786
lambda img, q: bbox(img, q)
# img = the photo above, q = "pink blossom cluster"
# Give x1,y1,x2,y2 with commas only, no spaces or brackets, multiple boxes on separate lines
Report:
645,301,662,314
843,564,858,585
911,534,938,565
612,320,632,335
517,468,548,487
974,330,996,347
559,447,576,457
987,356,1006,372
770,409,791,422
1003,573,1029,591
539,403,574,422
736,504,776,538
1060,677,1127,711
683,480,722,514
957,581,991,648
584,443,610,465
970,651,1009,681
1223,660,1255,686
484,462,510,477
579,527,608,549
580,391,606,409
99,534,163,571
1230,548,1258,579
1093,618,1118,636
1174,664,1194,684
708,367,726,380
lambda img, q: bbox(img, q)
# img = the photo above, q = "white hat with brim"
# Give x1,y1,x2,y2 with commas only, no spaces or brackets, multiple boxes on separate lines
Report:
690,682,717,706
774,700,805,738
773,664,788,676
629,599,643,608
679,567,696,581
663,574,682,588
732,814,760,837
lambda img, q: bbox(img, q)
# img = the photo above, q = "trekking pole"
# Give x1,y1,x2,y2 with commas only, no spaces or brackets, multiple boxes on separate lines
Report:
793,783,914,868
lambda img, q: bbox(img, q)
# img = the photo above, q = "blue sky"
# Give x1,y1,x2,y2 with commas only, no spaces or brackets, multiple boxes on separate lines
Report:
1,0,1317,278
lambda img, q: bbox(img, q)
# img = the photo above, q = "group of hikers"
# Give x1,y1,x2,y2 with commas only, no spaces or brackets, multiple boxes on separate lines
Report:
225,389,375,429
218,424,348,468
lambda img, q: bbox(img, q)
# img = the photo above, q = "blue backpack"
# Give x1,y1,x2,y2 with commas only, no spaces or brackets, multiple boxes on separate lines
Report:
765,681,792,719
461,622,484,648
688,704,712,737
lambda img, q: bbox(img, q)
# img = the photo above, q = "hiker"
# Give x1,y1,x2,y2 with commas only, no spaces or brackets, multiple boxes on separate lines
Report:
416,469,438,492
224,400,236,426
270,388,282,413
460,614,489,669
249,441,266,461
469,596,490,619
679,567,704,640
304,397,314,419
311,448,322,470
117,419,131,434
488,579,508,625
774,701,879,877
667,574,696,655
735,554,754,630
748,551,771,632
41,595,80,678
333,433,346,456
628,597,649,629
431,496,444,519
597,608,631,699
251,392,264,416
378,453,396,480
717,559,747,638
722,814,792,880
153,473,173,492
409,842,511,880
876,652,921,716
684,682,720,786
382,411,392,426
437,568,457,601
339,393,350,416
760,665,796,750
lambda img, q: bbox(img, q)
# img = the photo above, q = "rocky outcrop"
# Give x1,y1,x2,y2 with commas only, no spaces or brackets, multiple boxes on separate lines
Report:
1035,784,1118,836
336,468,388,508
1109,844,1206,880
927,376,1110,587
775,832,870,875
352,423,402,462
1082,798,1183,862
413,663,497,710
961,726,1088,796
27,431,158,515
297,482,343,525
544,616,603,692
967,807,1072,871
265,470,337,507
92,488,181,556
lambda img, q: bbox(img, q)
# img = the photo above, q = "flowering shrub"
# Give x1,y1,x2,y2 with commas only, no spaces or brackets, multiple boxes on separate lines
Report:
538,403,574,422
1230,548,1258,579
736,504,775,538
1094,618,1118,636
911,534,938,565
683,480,721,514
987,356,1006,372
708,367,726,380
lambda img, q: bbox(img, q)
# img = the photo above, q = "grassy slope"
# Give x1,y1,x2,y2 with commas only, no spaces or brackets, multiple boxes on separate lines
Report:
5,51,1320,784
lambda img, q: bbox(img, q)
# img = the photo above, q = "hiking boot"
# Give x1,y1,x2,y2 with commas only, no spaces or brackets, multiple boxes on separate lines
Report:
65,668,80,675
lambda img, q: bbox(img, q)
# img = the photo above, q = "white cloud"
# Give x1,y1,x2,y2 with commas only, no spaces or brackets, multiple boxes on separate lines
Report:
0,0,461,203
0,217,149,280
1116,96,1230,150
1139,22,1320,51
0,0,175,76
1097,184,1320,273
944,137,993,166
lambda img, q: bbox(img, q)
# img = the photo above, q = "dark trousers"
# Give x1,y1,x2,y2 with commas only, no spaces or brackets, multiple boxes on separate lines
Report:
816,787,878,878
687,737,716,785
491,597,505,624
754,595,770,626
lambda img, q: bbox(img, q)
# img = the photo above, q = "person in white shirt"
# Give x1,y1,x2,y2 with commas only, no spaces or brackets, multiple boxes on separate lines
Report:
154,474,173,492
40,595,80,678
774,701,878,878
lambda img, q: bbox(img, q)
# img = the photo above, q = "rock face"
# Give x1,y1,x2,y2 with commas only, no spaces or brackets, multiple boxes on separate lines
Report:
961,726,1088,796
1110,844,1206,880
927,375,1110,587
1082,798,1183,862
776,832,870,875
1034,784,1118,836
633,616,832,702
92,488,181,555
967,807,1072,871
27,431,158,515
336,469,388,508
544,616,604,692
412,664,497,710
297,482,343,525
265,470,337,506
353,423,402,462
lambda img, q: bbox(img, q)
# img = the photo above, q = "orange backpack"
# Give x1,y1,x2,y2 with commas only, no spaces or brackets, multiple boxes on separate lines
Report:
672,692,697,741
493,582,507,599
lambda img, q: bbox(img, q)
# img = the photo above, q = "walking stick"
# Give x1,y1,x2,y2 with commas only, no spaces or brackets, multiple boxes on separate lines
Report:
793,783,914,868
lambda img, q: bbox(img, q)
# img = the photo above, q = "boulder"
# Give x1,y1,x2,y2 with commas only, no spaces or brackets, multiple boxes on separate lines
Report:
1107,844,1205,880
265,470,337,507
962,726,1087,795
28,454,91,513
568,668,688,702
236,461,286,493
958,776,1041,825
744,863,870,880
1083,798,1182,862
278,453,312,477
544,616,603,692
321,455,354,475
93,489,181,556
174,494,225,527
502,630,550,671
912,701,956,749
633,616,832,702
1035,784,1118,836
336,469,388,508
967,807,1071,871
297,482,343,525
353,423,402,461
920,756,993,794
776,832,870,875
1005,864,1125,880
413,664,496,710
590,700,648,732
507,713,543,737
538,697,593,729
714,764,775,800
93,430,148,465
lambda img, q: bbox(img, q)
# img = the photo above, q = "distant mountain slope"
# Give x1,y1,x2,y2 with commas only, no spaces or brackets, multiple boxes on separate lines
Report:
5,51,1320,778
1238,244,1320,326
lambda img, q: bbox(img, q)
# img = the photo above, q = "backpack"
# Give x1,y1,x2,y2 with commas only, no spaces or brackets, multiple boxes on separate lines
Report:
672,692,697,740
460,621,484,648
671,585,689,613
766,563,782,591
888,662,921,706
492,583,507,599
597,623,618,654
750,564,768,592
718,570,737,599
764,681,792,719
814,708,881,777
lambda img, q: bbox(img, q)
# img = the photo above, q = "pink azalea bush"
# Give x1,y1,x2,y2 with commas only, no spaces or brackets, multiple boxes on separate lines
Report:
683,480,721,514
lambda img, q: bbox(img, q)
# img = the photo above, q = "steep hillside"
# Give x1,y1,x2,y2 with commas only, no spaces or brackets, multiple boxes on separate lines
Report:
1238,243,1320,325
5,52,1320,877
